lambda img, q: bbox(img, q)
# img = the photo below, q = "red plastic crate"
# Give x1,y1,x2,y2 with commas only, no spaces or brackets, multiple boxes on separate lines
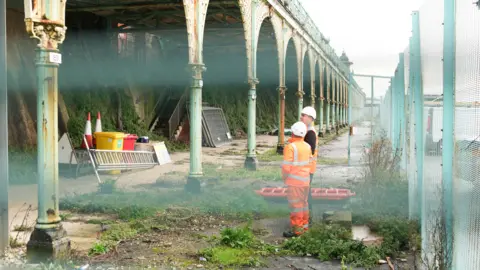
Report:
255,187,355,201
123,134,138,151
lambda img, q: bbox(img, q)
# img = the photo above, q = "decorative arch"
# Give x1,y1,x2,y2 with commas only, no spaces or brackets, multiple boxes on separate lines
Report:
183,0,210,64
239,0,271,81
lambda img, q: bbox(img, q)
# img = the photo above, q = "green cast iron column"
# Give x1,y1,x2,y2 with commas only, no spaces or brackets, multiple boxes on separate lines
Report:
348,73,352,166
245,80,259,169
27,47,69,262
245,0,259,170
331,76,336,132
318,64,324,136
319,98,324,135
325,72,331,133
186,0,208,192
297,92,303,121
342,82,345,126
187,64,205,185
336,80,340,131
35,48,61,227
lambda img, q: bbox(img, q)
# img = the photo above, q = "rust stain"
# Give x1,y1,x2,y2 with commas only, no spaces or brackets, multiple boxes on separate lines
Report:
46,208,58,222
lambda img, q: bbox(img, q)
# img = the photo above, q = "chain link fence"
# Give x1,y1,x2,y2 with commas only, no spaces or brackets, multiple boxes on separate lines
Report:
378,0,480,268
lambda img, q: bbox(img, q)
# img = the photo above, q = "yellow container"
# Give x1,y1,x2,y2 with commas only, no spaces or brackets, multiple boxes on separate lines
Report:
94,132,125,175
94,132,125,150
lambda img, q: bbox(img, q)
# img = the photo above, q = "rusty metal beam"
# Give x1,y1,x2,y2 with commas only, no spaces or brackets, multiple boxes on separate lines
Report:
107,24,244,33
66,1,237,12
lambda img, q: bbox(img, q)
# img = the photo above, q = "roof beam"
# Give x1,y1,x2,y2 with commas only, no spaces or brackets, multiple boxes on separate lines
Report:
66,1,237,12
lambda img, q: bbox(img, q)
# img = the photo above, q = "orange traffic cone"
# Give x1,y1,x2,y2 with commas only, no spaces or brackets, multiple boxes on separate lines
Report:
81,112,93,149
93,112,102,147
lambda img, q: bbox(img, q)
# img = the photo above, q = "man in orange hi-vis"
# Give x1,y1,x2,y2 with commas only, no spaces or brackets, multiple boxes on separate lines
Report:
282,122,312,238
300,106,318,226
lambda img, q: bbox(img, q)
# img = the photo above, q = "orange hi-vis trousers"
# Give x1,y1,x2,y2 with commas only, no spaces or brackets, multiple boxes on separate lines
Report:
287,185,309,235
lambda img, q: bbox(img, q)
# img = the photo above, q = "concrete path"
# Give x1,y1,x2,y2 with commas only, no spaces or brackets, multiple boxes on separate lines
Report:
314,122,371,187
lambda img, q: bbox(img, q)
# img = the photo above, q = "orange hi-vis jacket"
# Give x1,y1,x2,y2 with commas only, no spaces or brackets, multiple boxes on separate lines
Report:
307,126,319,174
282,137,312,187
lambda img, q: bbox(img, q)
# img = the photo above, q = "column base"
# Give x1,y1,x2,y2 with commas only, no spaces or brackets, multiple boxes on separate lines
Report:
326,129,331,134
244,156,258,171
276,144,284,154
318,132,324,137
26,224,70,263
185,176,202,194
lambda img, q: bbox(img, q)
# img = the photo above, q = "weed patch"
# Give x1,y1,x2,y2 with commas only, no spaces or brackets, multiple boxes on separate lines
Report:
200,225,276,267
283,221,417,268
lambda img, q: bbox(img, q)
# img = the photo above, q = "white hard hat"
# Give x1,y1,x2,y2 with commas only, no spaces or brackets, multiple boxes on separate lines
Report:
301,106,317,120
291,122,307,137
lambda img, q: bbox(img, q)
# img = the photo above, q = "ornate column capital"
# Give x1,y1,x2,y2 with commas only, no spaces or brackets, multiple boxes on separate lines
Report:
296,90,305,98
26,21,66,49
248,77,259,90
277,86,287,96
187,63,206,76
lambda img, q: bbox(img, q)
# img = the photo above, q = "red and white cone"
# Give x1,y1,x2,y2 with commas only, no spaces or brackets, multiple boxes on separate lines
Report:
81,112,93,149
93,112,103,147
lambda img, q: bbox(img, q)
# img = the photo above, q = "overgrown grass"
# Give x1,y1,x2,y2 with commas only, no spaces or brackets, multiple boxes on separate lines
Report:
60,187,288,222
202,163,282,182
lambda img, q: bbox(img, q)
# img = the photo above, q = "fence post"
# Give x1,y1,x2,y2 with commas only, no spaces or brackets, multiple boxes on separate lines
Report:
0,0,8,256
408,36,417,219
398,53,406,169
442,0,455,264
412,10,425,246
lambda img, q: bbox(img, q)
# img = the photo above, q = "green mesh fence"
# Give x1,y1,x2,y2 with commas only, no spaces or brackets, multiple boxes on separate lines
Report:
379,0,480,268
453,0,480,268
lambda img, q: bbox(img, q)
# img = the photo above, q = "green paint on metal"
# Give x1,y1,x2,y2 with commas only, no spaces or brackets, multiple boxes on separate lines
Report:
370,77,374,145
319,99,324,133
246,1,258,162
348,73,352,166
326,102,331,133
0,0,9,255
398,53,406,169
392,69,398,151
247,87,257,158
35,48,61,228
442,0,455,264
407,36,416,220
297,96,303,121
412,11,425,251
188,68,203,179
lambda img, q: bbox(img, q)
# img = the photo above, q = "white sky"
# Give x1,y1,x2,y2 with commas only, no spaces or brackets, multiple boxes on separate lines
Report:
300,0,424,98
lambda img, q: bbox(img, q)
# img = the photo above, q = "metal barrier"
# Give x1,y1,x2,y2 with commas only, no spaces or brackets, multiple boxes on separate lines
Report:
83,137,160,183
